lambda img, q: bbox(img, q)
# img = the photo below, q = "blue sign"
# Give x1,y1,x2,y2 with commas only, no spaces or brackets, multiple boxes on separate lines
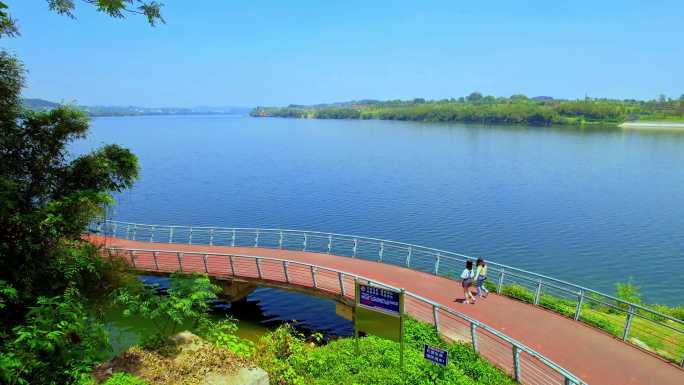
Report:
358,284,400,315
423,345,448,366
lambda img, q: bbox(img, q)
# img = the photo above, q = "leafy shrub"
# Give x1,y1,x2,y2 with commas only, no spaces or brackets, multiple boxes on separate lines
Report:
114,273,219,339
201,318,255,357
0,289,109,385
615,278,641,307
252,317,514,385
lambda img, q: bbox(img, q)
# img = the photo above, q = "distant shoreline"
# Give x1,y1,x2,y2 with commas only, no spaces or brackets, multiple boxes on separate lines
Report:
619,121,684,130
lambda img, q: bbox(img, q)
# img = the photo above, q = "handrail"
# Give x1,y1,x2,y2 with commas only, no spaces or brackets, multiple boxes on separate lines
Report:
104,245,587,385
95,220,684,366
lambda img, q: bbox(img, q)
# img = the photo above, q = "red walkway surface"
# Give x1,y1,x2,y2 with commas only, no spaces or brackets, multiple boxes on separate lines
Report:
92,236,683,385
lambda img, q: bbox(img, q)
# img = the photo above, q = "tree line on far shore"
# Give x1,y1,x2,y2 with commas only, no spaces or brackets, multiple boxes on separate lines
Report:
251,92,684,126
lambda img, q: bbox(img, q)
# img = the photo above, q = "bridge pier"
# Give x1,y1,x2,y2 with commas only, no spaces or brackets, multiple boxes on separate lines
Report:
214,279,258,302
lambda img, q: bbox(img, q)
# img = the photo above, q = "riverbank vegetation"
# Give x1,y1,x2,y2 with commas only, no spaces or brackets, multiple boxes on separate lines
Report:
251,93,684,126
487,280,684,363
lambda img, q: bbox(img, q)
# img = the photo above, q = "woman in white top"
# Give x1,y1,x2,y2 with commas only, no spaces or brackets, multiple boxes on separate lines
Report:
461,260,476,304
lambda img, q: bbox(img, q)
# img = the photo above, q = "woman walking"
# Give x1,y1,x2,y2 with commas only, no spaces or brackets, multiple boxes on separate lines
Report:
475,257,489,298
461,261,476,304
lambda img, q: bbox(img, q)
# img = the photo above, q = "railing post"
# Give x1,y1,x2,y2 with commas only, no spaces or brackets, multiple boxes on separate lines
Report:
470,323,479,354
574,290,584,321
203,254,209,273
623,305,635,341
513,345,521,381
256,258,262,279
352,238,357,257
379,242,384,262
188,227,193,245
497,269,505,294
338,272,346,296
432,304,440,333
434,254,440,275
169,227,173,243
209,229,214,246
111,222,118,237
534,280,542,305
310,266,317,288
231,229,236,247
279,231,283,249
405,247,412,267
132,225,137,241
153,251,159,271
149,226,155,242
129,250,136,268
303,234,308,251
125,224,131,240
327,234,332,254
254,230,260,247
283,261,290,283
229,255,235,276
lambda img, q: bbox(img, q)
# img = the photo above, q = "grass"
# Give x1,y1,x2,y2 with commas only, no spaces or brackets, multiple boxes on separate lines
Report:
497,283,684,364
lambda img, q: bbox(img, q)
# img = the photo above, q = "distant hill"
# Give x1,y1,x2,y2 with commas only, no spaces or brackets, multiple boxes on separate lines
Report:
22,98,60,109
20,98,251,117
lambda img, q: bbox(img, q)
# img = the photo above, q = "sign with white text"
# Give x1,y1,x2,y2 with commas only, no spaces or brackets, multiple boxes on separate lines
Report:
358,283,401,315
423,344,448,366
354,282,403,343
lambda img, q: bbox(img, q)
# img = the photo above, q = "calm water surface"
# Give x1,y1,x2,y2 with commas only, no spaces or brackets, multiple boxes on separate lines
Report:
74,115,684,305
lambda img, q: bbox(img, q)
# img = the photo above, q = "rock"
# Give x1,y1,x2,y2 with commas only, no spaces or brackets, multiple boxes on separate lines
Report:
201,368,269,385
170,331,201,344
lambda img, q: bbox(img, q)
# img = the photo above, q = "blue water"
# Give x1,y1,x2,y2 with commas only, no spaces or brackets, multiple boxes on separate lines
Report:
73,115,684,305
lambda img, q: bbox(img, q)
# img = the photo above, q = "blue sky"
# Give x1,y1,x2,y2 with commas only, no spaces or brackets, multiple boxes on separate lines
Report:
2,0,683,107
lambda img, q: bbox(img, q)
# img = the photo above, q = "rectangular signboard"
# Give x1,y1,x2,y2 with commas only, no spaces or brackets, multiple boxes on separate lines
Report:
358,283,401,315
423,344,448,366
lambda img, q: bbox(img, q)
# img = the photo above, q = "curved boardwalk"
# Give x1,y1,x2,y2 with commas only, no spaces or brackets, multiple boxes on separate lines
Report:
92,236,683,385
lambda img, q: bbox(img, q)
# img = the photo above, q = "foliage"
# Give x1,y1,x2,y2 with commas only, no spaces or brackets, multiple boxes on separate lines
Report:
101,373,149,385
200,318,255,357
251,318,514,385
0,289,109,385
500,284,534,303
0,9,145,381
615,277,642,306
114,273,219,342
252,93,684,126
0,0,164,38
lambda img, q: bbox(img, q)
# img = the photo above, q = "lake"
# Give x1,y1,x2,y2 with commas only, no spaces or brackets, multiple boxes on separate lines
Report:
74,115,684,306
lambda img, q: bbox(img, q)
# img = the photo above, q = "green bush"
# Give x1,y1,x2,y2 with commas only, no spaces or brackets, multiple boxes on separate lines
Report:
200,318,255,357
251,318,514,385
615,278,641,308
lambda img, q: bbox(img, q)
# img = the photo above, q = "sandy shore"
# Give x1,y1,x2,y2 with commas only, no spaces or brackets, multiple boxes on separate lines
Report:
619,121,684,130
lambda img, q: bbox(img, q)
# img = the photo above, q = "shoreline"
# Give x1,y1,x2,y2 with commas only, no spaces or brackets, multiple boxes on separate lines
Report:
619,121,684,130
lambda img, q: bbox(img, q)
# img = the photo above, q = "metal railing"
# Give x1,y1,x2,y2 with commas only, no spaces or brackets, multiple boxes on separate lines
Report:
96,220,684,367
104,245,587,385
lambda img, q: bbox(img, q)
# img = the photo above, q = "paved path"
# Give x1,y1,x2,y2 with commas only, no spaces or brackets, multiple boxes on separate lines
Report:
91,236,683,385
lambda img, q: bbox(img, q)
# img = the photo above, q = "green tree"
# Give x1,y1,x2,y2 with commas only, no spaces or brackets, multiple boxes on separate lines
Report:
0,0,164,37
466,91,484,103
114,273,219,342
0,3,163,384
